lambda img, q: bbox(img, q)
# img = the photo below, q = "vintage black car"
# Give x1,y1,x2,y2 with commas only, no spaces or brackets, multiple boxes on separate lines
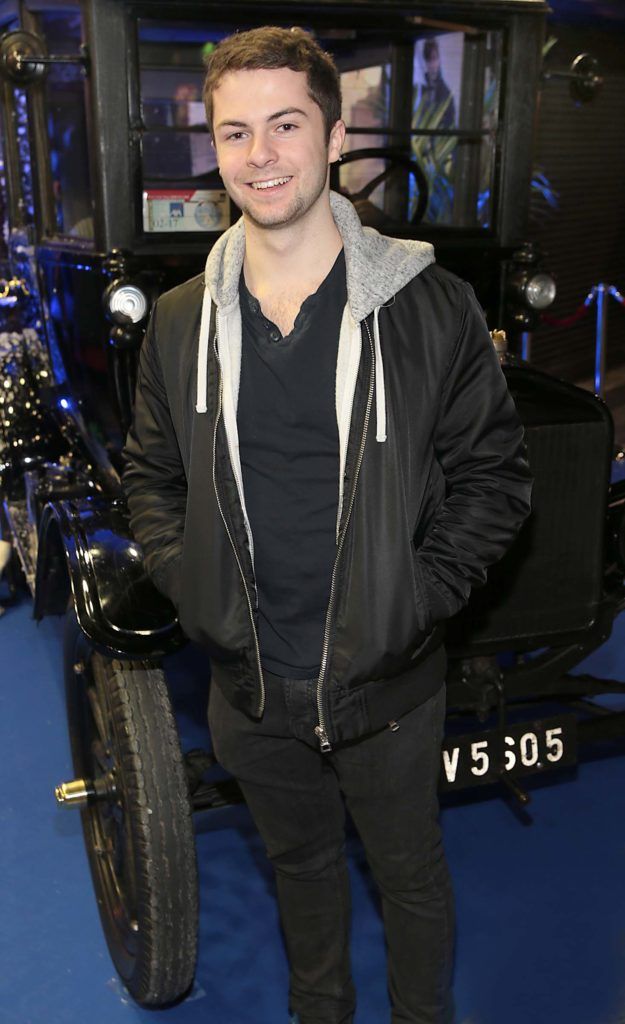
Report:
0,0,623,1010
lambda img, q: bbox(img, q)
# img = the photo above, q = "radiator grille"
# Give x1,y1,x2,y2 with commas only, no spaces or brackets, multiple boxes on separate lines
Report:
448,412,611,650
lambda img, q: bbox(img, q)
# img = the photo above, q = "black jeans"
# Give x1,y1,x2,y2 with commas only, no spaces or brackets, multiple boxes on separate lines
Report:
208,671,455,1024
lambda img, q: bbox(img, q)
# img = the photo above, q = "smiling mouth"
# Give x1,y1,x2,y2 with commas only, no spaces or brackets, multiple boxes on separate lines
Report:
248,176,293,190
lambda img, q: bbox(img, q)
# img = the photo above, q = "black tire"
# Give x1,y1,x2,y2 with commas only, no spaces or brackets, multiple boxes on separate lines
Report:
63,609,199,1006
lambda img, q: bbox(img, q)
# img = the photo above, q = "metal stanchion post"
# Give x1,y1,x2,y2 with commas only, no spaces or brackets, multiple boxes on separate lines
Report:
594,283,607,397
541,283,622,396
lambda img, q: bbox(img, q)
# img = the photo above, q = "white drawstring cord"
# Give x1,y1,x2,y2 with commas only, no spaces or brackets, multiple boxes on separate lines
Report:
373,306,387,443
195,287,212,413
197,290,388,447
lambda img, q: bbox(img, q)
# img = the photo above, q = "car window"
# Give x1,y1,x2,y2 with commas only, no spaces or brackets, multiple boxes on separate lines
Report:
39,10,94,241
337,28,502,230
138,20,228,235
13,86,35,230
136,18,502,235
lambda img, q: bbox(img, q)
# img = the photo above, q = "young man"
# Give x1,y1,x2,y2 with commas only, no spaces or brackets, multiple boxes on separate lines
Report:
123,26,532,1024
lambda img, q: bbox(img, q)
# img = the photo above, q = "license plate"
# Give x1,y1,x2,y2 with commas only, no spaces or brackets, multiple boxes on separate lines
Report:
439,714,578,791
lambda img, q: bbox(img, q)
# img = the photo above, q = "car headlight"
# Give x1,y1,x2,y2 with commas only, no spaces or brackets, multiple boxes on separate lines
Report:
508,267,557,313
525,272,557,310
104,281,149,325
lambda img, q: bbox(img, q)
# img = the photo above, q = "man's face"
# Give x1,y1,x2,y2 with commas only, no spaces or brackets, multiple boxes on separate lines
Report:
426,53,440,78
211,67,344,230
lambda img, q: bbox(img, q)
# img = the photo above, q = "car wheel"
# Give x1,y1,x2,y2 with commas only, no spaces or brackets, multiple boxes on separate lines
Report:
63,608,199,1006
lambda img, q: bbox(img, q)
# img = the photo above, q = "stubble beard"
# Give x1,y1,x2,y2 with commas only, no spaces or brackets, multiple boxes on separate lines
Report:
235,163,329,230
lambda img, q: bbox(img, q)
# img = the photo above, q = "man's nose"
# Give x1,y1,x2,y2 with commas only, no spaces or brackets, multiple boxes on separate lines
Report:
246,133,277,167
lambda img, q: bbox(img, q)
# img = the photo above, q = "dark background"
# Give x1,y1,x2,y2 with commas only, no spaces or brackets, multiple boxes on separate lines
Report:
529,0,625,383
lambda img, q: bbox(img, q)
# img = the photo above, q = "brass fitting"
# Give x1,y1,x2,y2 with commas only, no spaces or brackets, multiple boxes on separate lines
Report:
490,329,508,354
55,778,94,807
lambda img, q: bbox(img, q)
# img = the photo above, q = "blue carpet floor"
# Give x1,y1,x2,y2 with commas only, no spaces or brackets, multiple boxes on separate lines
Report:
2,587,625,1024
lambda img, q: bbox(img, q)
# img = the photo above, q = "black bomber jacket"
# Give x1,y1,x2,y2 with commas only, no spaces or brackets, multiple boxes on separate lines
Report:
122,193,533,750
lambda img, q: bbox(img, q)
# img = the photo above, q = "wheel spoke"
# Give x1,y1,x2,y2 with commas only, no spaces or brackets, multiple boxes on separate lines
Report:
91,737,109,773
86,684,109,747
97,799,138,930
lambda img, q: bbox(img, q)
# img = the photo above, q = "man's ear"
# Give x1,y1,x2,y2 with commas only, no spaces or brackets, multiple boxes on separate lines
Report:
328,119,346,164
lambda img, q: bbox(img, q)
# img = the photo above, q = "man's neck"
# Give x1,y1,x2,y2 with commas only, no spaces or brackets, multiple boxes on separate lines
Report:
242,195,343,298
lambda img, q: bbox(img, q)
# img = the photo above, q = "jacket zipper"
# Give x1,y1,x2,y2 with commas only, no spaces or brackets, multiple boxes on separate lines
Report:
212,331,266,717
314,321,376,752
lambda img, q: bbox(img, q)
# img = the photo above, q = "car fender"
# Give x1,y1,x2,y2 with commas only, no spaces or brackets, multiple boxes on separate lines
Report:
35,496,185,658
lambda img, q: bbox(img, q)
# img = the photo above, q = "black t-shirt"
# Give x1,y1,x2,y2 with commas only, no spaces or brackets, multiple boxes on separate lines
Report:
237,250,346,678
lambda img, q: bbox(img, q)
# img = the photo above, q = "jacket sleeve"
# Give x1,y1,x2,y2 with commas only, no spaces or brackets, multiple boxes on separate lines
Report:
413,282,533,626
122,302,186,606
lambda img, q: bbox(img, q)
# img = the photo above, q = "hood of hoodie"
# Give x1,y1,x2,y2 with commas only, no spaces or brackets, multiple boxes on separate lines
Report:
204,190,435,321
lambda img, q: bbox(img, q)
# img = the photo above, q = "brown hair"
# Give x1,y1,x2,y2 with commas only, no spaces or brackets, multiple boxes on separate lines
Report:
203,26,342,141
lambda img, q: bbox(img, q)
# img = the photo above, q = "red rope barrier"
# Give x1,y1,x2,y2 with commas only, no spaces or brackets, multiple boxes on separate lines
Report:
541,300,593,329
540,284,625,328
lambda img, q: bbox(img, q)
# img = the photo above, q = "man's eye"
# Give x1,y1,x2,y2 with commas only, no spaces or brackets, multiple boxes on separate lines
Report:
276,123,297,133
226,131,246,141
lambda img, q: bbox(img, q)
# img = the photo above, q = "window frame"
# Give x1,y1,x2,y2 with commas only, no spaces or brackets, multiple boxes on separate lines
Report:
21,6,97,247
